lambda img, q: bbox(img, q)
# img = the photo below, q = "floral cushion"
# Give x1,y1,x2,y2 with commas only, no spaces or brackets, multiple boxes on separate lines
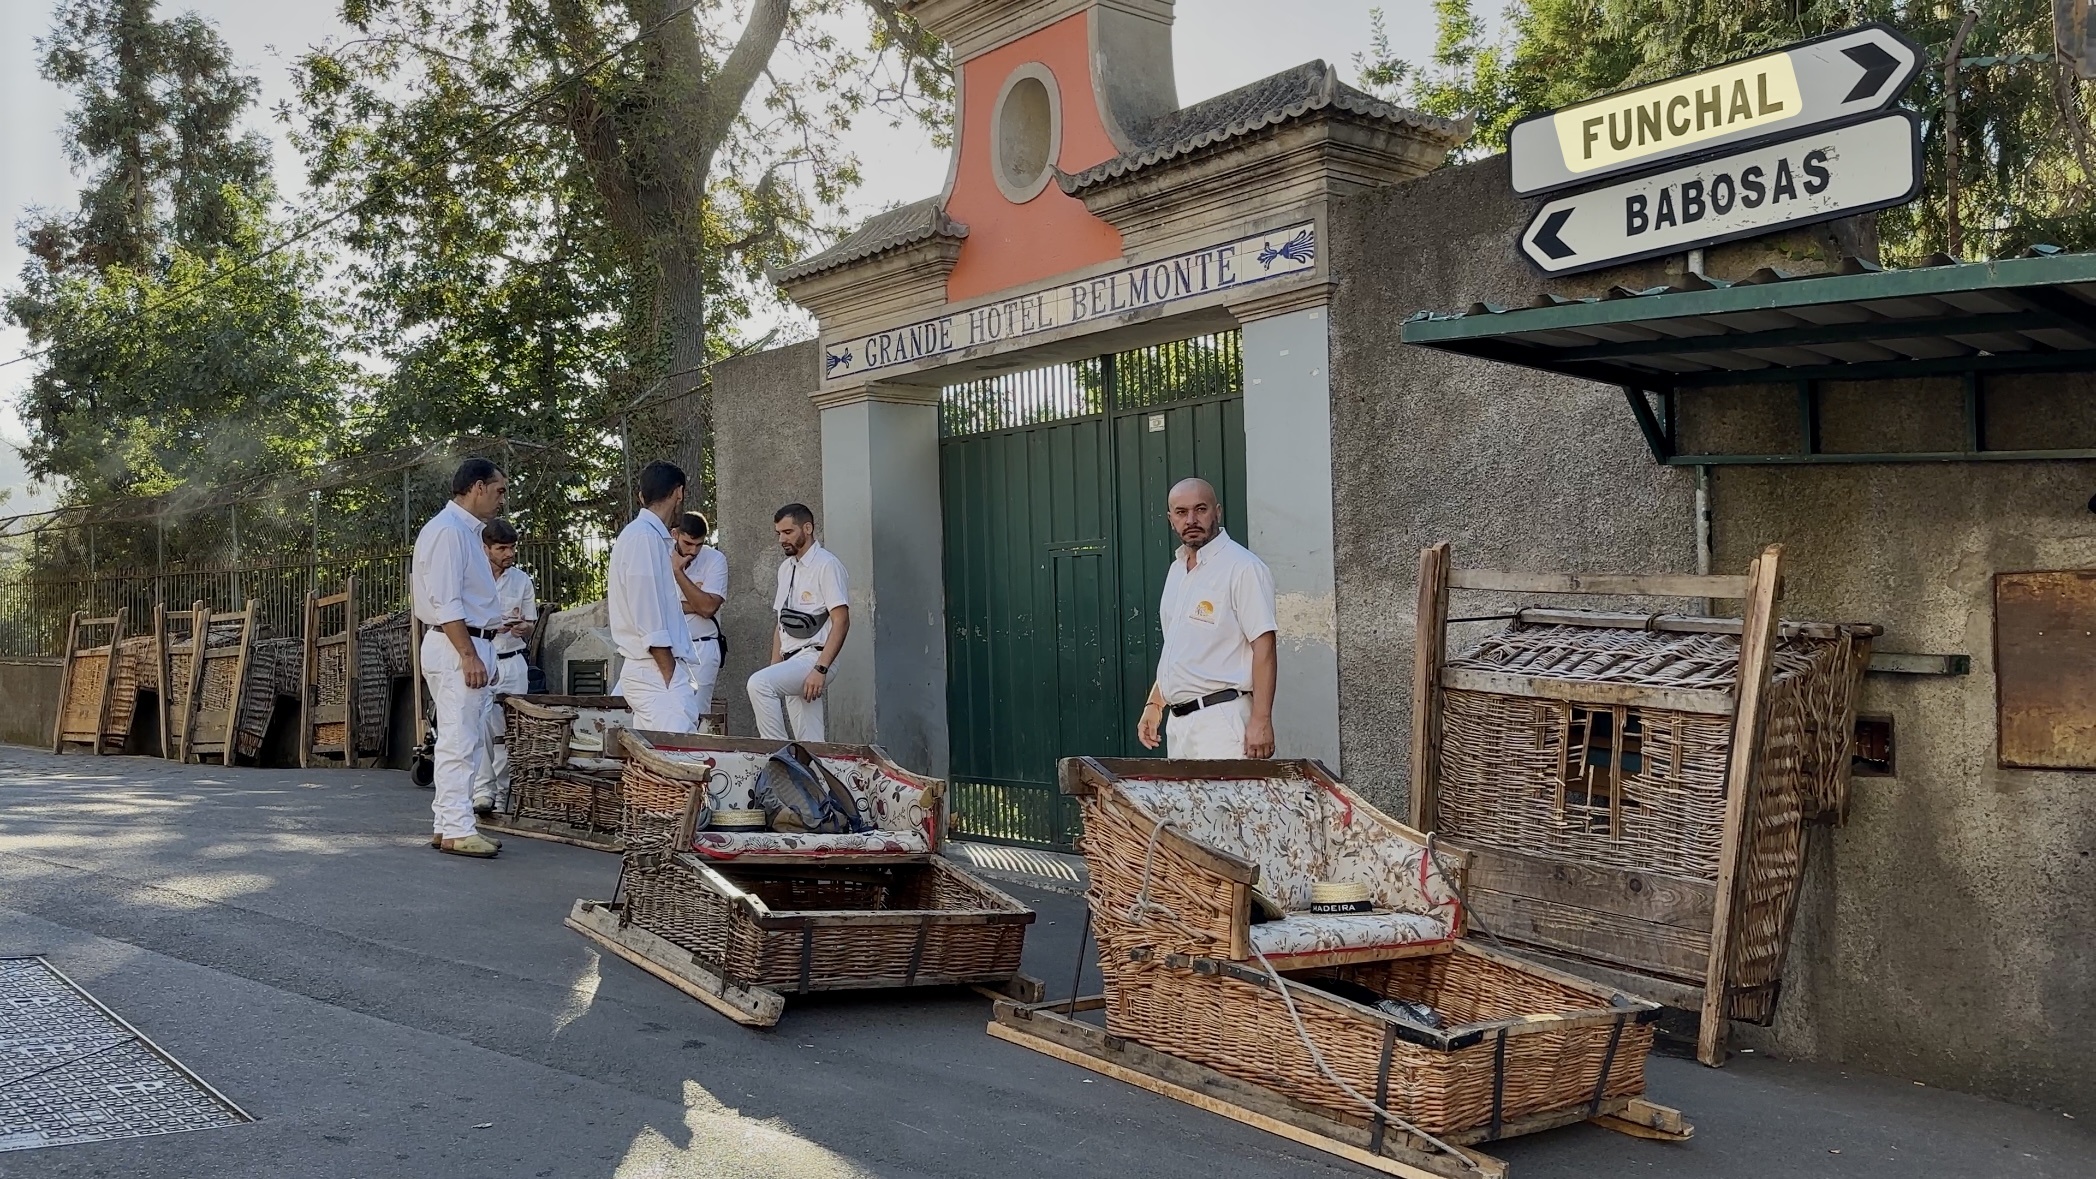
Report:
687,830,931,859
1115,775,1463,933
645,749,938,852
1249,911,1451,961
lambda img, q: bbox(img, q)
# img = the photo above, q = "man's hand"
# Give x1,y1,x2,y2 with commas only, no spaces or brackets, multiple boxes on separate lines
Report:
461,649,490,690
1243,713,1276,759
1137,702,1163,750
801,668,827,702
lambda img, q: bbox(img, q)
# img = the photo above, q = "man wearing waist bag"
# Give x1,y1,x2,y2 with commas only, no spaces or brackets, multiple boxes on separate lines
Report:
1136,477,1279,760
748,502,848,742
609,461,702,735
473,517,536,815
412,458,508,858
672,511,728,727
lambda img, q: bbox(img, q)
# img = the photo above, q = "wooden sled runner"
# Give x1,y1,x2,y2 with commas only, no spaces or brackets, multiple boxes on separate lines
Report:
987,994,1689,1179
479,695,634,851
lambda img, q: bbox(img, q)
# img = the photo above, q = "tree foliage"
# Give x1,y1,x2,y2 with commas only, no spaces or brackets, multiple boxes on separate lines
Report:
7,0,347,554
1357,0,2096,262
290,0,950,530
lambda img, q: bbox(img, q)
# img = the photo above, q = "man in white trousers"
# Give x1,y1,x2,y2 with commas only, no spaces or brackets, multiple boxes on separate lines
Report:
609,460,702,734
473,517,536,815
411,458,508,858
1135,477,1279,760
672,512,727,727
748,503,848,742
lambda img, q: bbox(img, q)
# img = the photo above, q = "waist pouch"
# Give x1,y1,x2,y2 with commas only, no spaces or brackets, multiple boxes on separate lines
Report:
778,606,826,641
754,742,872,835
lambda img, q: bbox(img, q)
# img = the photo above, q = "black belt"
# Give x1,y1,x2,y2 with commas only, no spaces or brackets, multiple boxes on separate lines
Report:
497,649,524,660
1168,688,1243,718
465,625,500,640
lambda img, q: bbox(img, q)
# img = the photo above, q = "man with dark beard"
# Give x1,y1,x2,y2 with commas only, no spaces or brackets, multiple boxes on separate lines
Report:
1135,477,1278,760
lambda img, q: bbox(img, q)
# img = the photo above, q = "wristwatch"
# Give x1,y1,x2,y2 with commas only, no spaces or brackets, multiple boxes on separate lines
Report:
815,663,831,675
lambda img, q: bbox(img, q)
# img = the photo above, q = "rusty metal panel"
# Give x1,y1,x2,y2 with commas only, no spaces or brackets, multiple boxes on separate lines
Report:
1996,570,2096,768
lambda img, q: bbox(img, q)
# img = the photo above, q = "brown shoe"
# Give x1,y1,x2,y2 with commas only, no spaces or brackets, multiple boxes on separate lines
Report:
437,834,501,858
431,833,501,849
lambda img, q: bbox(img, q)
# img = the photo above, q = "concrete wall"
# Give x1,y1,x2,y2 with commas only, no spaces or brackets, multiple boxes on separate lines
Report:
1242,307,1341,766
712,342,825,737
1684,378,2096,1117
0,658,61,747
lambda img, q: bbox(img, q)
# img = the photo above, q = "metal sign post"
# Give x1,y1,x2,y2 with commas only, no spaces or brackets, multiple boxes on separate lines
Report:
1518,111,1923,276
1508,23,1923,197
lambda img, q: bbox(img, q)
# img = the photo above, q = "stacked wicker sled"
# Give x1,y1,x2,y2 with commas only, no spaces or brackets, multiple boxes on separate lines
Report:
991,756,1688,1179
483,695,635,850
567,730,1039,1026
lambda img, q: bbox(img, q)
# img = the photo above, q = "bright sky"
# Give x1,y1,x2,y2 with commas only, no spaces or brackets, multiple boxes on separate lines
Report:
0,0,1446,508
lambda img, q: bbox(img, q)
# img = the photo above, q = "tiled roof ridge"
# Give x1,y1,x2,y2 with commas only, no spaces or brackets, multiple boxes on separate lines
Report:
773,196,969,285
1059,59,1472,193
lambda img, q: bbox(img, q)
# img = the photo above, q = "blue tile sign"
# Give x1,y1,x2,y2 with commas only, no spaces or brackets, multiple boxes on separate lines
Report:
821,222,1317,381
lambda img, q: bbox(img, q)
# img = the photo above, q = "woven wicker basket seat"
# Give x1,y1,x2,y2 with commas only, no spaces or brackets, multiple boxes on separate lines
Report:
1062,756,1660,1141
569,731,1026,1025
496,695,634,838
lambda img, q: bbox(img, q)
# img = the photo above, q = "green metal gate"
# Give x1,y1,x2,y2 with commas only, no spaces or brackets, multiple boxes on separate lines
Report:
941,332,1245,850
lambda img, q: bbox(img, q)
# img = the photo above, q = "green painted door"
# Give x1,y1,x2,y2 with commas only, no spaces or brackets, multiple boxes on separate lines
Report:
940,333,1244,850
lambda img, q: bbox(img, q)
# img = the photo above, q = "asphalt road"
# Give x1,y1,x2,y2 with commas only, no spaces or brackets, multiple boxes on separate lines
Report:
0,748,2089,1179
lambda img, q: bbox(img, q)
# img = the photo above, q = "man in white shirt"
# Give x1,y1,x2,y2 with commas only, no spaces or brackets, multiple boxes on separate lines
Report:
609,460,702,734
672,512,728,727
748,503,848,742
411,458,508,857
474,517,537,815
1135,477,1279,760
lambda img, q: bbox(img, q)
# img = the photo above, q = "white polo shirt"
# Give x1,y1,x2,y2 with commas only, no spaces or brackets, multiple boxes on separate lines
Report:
1156,528,1277,704
682,545,728,643
773,541,848,656
492,565,537,655
411,500,499,630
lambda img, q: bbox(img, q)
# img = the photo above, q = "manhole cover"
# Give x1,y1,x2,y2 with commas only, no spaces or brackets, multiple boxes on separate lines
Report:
0,956,250,1152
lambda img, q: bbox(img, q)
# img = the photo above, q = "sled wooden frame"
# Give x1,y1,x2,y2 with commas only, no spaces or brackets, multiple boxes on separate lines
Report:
567,895,1044,1028
1409,543,1786,1068
159,602,208,761
182,601,259,764
986,995,1689,1179
299,577,361,769
51,609,127,755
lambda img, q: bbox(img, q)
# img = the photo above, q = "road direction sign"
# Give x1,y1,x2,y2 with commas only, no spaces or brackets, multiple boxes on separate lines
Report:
1518,110,1921,276
1509,24,1924,197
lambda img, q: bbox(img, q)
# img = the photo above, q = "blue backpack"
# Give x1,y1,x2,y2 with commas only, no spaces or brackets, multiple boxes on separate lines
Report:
754,743,871,834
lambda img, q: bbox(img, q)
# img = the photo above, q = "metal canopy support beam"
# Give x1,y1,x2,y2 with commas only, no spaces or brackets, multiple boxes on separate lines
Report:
1796,380,1821,456
1665,447,2096,465
1623,387,1672,462
1549,309,2073,363
1963,371,1986,452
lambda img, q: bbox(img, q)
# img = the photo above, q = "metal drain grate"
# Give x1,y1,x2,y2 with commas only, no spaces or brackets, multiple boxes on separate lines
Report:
1,957,250,1152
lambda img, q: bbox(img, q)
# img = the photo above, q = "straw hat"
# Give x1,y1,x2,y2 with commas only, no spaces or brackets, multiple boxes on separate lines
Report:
1309,880,1373,913
708,808,768,830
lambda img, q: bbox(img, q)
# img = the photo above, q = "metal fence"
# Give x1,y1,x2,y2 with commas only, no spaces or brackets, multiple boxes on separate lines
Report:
0,535,610,658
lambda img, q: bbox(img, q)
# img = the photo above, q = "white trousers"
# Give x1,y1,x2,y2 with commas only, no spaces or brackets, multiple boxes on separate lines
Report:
688,638,723,724
422,630,492,839
748,647,824,742
1167,695,1249,760
616,658,700,735
474,650,530,808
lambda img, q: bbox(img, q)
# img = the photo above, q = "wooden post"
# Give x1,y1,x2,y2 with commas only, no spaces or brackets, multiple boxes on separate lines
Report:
91,609,127,756
175,602,208,763
220,601,258,763
51,611,81,754
1698,543,1784,1066
152,604,170,760
299,589,319,769
344,576,360,766
1408,543,1453,831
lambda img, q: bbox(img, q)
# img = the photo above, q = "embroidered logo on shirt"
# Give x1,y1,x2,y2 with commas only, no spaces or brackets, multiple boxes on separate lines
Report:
1191,599,1217,624
799,589,816,604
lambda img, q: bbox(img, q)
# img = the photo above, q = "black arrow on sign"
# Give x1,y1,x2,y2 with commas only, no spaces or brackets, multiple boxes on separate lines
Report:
1841,41,1900,102
1530,208,1577,260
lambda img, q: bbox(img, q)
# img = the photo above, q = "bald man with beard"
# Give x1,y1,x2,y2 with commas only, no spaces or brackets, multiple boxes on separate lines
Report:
1136,477,1279,760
